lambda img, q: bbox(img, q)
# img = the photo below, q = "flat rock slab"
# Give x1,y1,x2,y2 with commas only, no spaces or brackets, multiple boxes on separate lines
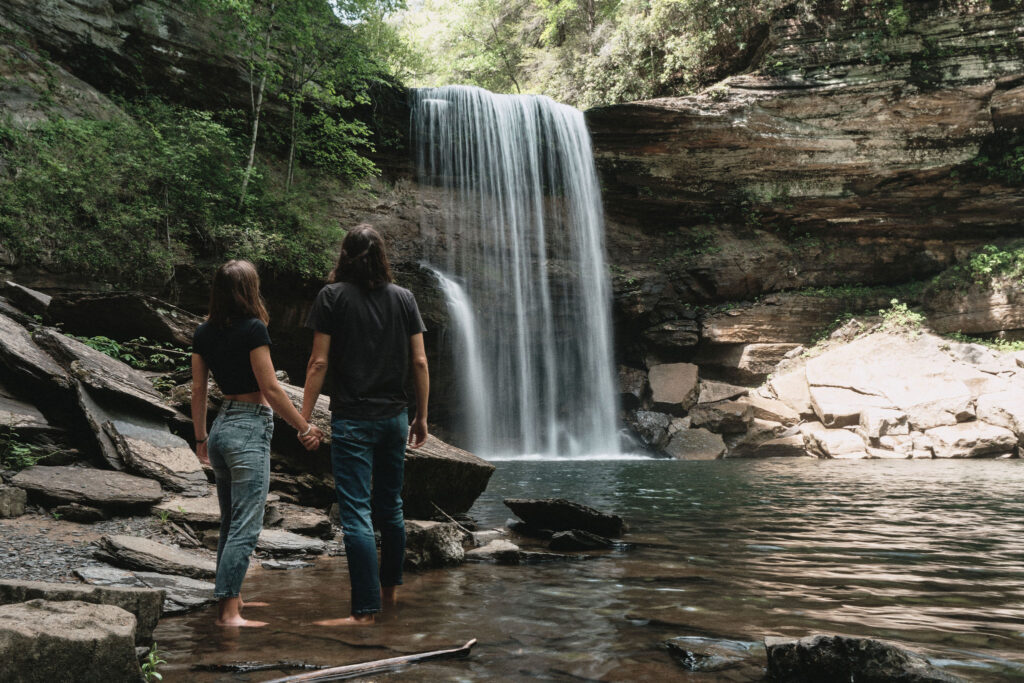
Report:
465,539,521,564
765,634,965,683
663,428,727,460
0,311,71,391
46,291,202,347
0,599,141,682
34,328,174,419
688,399,753,433
154,493,221,526
697,380,749,405
108,419,207,494
726,434,808,459
11,466,162,509
0,578,161,644
405,520,465,570
98,534,216,579
805,428,868,459
925,422,1017,458
256,529,326,555
261,559,314,570
73,566,216,616
504,498,625,537
976,390,1024,444
264,502,333,538
1,281,51,315
0,388,66,444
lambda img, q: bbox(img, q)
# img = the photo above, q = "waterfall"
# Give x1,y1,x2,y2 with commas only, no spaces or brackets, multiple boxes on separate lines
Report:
412,85,619,459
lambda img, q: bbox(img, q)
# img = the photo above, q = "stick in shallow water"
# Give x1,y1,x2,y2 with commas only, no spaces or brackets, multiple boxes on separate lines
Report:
262,639,478,682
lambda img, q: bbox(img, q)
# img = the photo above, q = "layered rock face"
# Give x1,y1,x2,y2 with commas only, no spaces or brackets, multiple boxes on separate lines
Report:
588,3,1024,373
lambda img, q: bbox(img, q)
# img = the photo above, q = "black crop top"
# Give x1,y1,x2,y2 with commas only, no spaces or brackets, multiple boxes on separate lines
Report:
192,318,271,394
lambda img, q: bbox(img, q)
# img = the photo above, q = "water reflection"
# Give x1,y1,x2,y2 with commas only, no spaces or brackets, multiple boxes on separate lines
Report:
156,459,1024,681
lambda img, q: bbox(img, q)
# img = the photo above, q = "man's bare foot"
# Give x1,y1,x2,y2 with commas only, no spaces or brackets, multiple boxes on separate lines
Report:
216,616,268,627
382,586,398,607
313,614,375,627
241,600,270,608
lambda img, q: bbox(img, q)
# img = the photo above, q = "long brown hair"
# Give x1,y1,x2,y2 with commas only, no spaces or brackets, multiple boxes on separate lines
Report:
207,260,269,327
329,224,393,289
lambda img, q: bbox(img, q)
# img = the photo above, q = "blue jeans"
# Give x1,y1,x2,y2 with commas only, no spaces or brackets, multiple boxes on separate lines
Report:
208,400,273,599
331,410,408,615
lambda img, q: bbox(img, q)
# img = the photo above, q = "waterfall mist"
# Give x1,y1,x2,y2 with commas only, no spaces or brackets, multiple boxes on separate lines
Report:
413,85,619,459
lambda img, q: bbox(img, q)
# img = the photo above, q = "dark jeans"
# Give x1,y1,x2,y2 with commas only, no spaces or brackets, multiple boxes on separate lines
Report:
207,400,273,599
331,410,408,615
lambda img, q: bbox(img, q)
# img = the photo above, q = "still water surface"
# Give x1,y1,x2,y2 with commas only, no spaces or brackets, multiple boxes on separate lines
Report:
156,459,1024,681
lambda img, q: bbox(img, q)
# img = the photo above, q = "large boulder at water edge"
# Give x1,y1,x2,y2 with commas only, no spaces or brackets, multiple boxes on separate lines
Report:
765,634,965,682
0,600,142,683
0,579,161,645
504,498,624,537
663,428,726,460
11,466,162,511
404,436,496,518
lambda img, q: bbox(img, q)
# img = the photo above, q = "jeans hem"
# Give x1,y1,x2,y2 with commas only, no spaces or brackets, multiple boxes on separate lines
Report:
352,608,382,616
213,592,240,599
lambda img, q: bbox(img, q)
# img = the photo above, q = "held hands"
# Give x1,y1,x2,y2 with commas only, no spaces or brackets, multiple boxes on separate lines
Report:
298,423,325,451
408,416,428,449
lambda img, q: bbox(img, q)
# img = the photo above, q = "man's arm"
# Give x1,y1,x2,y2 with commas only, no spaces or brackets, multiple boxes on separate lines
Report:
408,332,429,448
302,331,331,421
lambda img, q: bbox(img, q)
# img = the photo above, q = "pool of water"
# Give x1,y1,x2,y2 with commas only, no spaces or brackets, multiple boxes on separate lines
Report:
155,458,1024,681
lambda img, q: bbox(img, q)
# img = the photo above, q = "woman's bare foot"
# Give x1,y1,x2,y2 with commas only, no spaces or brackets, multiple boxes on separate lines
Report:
240,600,270,608
313,614,375,627
216,616,268,627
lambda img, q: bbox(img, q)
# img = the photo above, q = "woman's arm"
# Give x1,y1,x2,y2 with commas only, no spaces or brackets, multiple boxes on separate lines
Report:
302,332,331,421
190,353,211,466
250,345,323,449
408,333,429,448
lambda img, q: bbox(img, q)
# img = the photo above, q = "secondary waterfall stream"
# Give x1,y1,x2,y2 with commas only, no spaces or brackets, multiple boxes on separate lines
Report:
411,85,619,459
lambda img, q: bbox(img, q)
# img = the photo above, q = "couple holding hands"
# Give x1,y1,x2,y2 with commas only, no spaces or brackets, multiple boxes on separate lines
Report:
190,225,429,627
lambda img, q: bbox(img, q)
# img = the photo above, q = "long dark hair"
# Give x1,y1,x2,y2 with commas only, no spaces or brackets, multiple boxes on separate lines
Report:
208,260,269,326
329,224,393,289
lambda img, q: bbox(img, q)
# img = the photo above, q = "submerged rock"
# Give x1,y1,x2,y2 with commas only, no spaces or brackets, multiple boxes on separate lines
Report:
74,565,217,616
0,599,141,682
504,498,624,537
765,634,965,682
666,636,764,673
0,578,161,644
548,529,616,551
404,520,466,570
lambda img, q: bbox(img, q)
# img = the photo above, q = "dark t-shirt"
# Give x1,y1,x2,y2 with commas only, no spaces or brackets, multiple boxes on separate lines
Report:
192,318,271,394
305,282,426,419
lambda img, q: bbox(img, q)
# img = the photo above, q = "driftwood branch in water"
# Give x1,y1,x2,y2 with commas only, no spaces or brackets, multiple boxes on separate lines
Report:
263,639,478,682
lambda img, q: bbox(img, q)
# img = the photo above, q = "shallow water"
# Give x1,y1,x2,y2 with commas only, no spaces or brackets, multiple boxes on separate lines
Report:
155,459,1024,681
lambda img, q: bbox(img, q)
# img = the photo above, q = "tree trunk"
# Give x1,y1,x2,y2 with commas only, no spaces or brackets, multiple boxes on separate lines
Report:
286,99,297,191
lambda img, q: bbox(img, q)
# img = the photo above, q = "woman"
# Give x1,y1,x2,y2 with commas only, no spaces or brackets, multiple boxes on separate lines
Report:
191,259,323,627
302,224,429,626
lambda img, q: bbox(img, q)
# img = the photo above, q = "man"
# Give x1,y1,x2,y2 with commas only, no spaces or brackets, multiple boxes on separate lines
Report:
302,224,429,625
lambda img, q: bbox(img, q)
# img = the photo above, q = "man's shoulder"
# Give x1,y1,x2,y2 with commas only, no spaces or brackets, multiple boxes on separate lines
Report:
385,283,415,300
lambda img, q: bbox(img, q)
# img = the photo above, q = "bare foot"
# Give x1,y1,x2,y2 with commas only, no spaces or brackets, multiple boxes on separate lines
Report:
313,615,375,627
382,586,398,607
241,600,270,608
216,616,268,628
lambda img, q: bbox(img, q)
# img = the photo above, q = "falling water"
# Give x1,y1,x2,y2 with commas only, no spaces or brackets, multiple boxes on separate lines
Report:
412,85,619,459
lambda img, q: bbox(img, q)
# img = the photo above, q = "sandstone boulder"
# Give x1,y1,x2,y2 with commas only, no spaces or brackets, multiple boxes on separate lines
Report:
97,534,216,579
726,434,807,459
663,428,726,461
809,386,895,428
804,428,867,459
46,291,202,347
0,600,141,682
648,362,699,414
925,422,1017,458
769,369,814,417
859,408,910,440
11,466,162,510
0,579,161,644
404,520,466,570
688,399,753,433
0,486,26,518
694,343,799,384
631,410,672,449
765,634,965,683
465,539,521,564
744,394,800,426
976,390,1024,444
697,380,748,405
924,281,1024,336
504,498,624,537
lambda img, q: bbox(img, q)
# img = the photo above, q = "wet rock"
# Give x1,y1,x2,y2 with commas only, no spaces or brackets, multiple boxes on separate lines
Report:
727,434,807,459
0,578,161,644
764,634,965,682
0,485,26,518
153,493,221,526
0,281,50,316
261,558,314,571
256,529,326,556
631,410,672,449
53,503,108,523
648,363,699,415
264,502,332,538
925,422,1017,459
0,311,71,392
548,529,615,551
97,534,216,579
663,428,726,460
804,428,867,459
697,380,748,405
33,328,175,419
618,366,647,408
464,539,521,564
404,520,466,570
688,399,753,433
469,529,506,547
0,599,141,682
11,466,162,511
46,291,202,347
976,390,1024,445
666,636,764,673
404,435,496,519
504,498,625,537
